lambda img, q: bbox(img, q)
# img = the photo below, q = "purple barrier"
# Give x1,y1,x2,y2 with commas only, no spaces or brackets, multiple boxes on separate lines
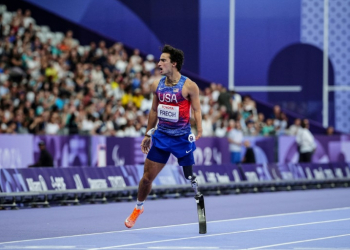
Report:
270,163,307,180
0,135,34,169
193,164,244,184
278,135,350,164
1,163,350,193
331,162,350,178
0,166,139,192
194,138,230,165
2,134,350,171
240,162,350,182
106,137,145,166
243,136,276,163
240,164,273,182
90,136,107,167
33,135,90,167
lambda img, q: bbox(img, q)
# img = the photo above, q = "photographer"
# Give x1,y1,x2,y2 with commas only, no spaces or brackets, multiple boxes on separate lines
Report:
28,141,54,168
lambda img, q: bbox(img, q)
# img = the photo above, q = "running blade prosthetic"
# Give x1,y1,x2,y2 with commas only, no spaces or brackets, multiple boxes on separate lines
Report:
195,193,206,234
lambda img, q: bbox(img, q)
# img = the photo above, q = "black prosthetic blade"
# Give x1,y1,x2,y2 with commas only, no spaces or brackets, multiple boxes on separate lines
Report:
195,193,207,234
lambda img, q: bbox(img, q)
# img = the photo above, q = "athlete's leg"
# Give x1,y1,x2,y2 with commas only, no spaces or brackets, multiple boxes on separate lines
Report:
138,145,170,200
137,158,166,201
181,162,206,234
125,147,169,228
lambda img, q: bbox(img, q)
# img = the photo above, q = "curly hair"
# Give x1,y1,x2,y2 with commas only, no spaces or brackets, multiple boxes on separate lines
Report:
161,44,184,71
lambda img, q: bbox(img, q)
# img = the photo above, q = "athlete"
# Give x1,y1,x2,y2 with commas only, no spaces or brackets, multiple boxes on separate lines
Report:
125,45,203,228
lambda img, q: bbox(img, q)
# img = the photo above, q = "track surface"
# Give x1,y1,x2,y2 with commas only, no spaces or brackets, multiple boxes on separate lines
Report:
1,188,350,249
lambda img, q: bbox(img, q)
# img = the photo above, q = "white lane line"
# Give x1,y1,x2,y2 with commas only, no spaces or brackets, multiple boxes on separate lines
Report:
149,247,220,249
247,233,350,249
1,206,349,245
0,246,81,249
87,218,350,250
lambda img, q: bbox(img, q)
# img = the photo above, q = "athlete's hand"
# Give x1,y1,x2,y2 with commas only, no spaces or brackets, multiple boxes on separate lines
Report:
196,129,202,141
141,136,151,154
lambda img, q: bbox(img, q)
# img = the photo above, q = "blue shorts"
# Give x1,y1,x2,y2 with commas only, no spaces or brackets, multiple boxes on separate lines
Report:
147,130,196,166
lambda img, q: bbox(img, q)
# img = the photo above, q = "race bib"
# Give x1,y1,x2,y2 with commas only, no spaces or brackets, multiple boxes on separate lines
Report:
158,104,179,122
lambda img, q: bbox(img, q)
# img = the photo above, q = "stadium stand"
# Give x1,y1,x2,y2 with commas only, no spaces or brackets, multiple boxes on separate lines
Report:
0,4,327,138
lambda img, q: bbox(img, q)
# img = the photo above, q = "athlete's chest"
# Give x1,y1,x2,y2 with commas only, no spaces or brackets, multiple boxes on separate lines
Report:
158,84,188,104
158,91,180,103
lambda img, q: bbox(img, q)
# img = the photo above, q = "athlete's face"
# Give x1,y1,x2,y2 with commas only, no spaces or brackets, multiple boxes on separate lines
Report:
158,53,176,75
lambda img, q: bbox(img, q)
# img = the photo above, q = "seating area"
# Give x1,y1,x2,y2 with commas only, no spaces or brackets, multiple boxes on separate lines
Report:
0,4,326,138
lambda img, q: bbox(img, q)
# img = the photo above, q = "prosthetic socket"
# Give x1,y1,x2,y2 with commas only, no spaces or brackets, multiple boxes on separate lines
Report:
189,175,199,195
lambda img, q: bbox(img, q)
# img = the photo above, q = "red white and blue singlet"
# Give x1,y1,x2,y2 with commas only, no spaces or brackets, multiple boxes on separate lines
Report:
156,75,191,136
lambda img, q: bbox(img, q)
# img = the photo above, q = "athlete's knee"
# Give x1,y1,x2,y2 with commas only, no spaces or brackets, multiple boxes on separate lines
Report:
182,165,194,180
140,174,153,186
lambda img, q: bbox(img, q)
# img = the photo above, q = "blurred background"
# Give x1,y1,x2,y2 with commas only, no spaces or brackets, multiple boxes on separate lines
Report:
0,0,349,172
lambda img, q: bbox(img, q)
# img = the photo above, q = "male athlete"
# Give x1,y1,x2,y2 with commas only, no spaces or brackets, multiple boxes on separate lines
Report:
125,45,203,228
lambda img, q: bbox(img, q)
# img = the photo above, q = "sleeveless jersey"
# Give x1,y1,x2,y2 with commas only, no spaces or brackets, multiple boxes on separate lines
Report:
156,75,191,136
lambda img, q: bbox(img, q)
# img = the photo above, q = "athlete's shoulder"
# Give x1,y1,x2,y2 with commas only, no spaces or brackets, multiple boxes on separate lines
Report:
183,76,196,86
184,77,199,92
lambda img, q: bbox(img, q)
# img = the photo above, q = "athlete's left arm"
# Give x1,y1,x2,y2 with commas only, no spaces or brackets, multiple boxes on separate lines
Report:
187,80,203,140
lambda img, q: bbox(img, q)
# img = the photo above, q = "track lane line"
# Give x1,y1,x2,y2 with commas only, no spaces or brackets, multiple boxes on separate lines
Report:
247,233,350,249
87,218,350,250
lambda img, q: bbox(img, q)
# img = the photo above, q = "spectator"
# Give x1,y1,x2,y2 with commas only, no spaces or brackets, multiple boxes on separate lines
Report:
28,114,45,134
140,93,152,114
45,112,61,135
326,126,334,136
129,48,142,73
261,118,275,136
23,9,35,28
236,112,247,134
143,54,156,73
242,140,256,163
244,120,257,136
132,88,144,109
200,87,212,115
62,30,75,50
296,119,317,163
230,89,242,119
214,120,227,137
91,64,105,86
210,82,221,102
28,141,54,167
65,110,79,135
288,118,301,136
81,113,95,134
121,85,133,107
274,112,288,135
227,119,243,164
256,112,266,134
202,114,214,137
241,95,257,123
217,86,234,119
271,104,282,120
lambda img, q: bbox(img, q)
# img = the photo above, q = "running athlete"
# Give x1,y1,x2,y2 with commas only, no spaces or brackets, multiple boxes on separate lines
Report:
125,45,203,228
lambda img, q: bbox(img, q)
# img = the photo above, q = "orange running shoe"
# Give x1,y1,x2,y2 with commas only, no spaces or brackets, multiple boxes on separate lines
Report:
125,207,144,228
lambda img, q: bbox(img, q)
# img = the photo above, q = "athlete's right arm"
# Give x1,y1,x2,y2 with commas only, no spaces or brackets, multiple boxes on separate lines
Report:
141,80,159,154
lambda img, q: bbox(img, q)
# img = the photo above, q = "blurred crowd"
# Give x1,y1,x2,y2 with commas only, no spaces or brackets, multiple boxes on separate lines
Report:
0,6,325,138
